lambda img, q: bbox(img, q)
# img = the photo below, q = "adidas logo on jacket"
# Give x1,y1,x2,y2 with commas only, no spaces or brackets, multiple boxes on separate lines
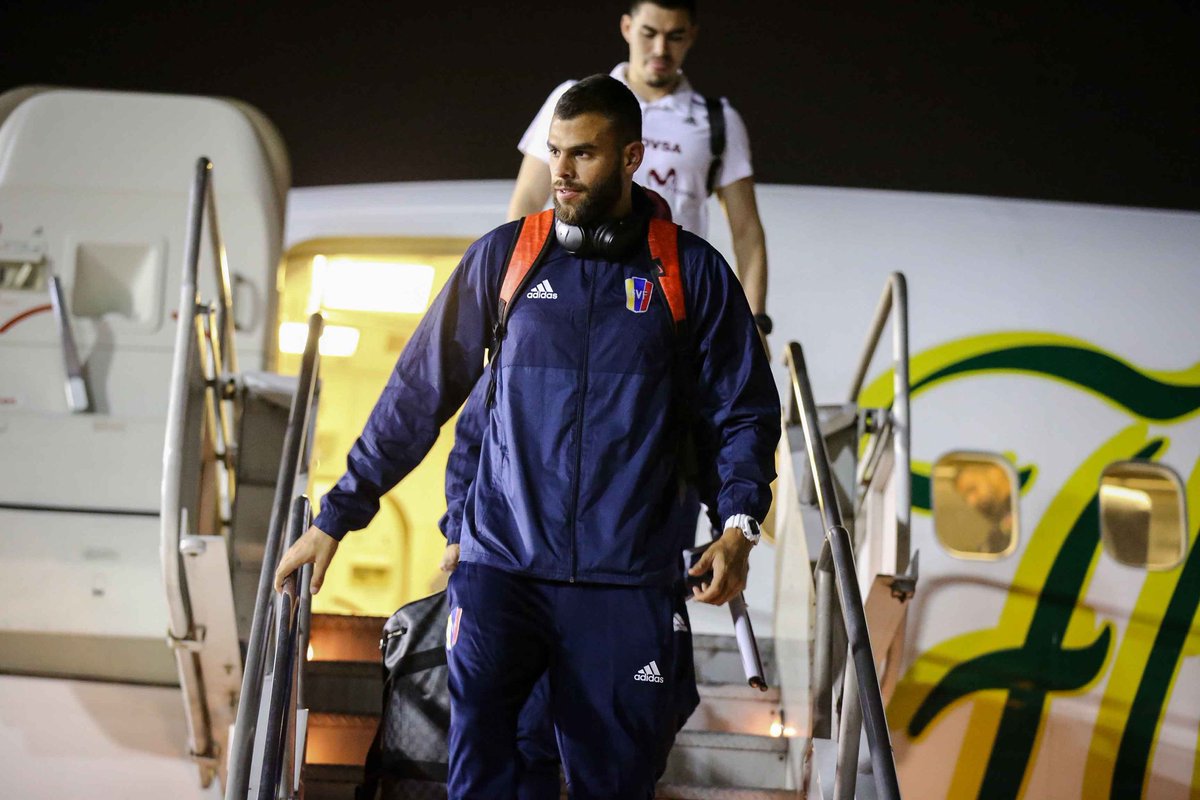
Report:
634,660,665,683
526,279,558,299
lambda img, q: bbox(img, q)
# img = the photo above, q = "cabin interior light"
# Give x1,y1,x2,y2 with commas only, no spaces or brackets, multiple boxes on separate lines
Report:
278,321,360,357
309,255,435,314
1100,484,1152,510
768,719,796,738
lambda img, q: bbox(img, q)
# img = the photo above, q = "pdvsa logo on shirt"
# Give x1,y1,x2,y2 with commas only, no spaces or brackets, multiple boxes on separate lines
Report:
526,279,558,299
625,277,653,313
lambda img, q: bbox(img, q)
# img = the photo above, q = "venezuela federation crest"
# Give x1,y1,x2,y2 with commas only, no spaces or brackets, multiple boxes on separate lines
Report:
625,277,654,313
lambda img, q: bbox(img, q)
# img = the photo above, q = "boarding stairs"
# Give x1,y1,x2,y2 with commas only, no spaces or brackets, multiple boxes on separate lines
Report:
773,276,916,800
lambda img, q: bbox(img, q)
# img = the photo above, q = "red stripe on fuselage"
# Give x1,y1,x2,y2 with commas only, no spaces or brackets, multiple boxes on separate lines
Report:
0,304,52,334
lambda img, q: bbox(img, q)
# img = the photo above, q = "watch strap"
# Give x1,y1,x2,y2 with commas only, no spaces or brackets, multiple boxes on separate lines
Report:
723,513,762,544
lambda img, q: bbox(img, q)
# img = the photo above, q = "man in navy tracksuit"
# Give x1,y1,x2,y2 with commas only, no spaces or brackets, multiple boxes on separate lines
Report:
438,183,702,799
275,75,780,798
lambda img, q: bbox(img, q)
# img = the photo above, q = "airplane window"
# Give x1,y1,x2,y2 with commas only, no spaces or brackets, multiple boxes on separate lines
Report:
1099,461,1186,570
932,452,1019,560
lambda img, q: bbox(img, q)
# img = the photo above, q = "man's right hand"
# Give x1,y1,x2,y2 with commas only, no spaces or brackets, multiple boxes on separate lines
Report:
273,524,339,594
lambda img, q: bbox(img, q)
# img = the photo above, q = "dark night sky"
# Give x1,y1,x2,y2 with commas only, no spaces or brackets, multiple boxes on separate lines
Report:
3,1,1198,210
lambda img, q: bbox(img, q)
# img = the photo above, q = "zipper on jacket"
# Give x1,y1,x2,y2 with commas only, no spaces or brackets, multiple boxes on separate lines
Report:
566,264,596,582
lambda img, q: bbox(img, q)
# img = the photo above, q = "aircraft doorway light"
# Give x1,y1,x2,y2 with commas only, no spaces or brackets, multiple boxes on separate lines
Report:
278,321,360,357
308,254,435,314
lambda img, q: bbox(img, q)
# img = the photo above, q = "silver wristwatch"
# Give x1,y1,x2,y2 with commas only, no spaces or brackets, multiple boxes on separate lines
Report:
723,514,762,545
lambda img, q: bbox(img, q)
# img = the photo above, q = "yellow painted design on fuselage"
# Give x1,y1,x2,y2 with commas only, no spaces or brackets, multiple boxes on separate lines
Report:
889,425,1145,797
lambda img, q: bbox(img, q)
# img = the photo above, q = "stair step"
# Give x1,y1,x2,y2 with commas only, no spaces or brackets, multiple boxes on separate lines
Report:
656,785,798,799
305,712,377,767
301,769,800,800
306,660,384,716
685,682,781,736
661,730,792,791
301,763,363,800
691,634,776,687
309,613,387,662
303,715,795,791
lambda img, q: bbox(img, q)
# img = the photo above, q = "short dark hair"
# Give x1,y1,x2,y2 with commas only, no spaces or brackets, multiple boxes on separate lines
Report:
552,75,643,147
628,0,697,21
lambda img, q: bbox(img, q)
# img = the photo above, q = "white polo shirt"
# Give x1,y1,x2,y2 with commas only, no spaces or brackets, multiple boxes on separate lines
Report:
517,63,754,239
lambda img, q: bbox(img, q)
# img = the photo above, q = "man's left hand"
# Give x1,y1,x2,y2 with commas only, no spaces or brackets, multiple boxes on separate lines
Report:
689,527,753,606
440,543,461,573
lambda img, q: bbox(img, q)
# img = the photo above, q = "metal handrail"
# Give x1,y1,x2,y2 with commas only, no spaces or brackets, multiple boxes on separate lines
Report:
786,341,902,800
258,495,312,799
161,157,241,779
847,272,911,573
206,180,238,376
48,275,90,413
226,312,323,800
289,561,314,798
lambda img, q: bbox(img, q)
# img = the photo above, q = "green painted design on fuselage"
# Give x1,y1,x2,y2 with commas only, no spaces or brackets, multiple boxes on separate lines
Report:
1111,525,1200,797
915,346,1200,422
907,624,1110,737
977,496,1109,799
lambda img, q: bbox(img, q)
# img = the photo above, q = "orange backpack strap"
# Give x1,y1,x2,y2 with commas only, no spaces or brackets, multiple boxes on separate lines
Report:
647,218,686,328
485,209,555,406
498,209,556,330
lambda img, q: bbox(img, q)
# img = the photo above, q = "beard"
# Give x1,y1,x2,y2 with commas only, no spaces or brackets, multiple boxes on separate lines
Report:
553,164,624,227
644,71,675,88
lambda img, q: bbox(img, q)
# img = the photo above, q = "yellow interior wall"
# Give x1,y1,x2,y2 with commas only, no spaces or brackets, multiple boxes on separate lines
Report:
275,236,475,617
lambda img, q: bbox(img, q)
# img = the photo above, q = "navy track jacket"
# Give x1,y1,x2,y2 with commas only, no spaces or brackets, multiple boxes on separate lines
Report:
314,220,780,586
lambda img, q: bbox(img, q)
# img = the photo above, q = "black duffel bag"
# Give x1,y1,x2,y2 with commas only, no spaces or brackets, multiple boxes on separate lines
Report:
357,590,450,800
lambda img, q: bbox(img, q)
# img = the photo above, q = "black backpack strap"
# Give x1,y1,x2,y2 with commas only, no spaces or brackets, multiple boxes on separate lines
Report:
704,95,726,196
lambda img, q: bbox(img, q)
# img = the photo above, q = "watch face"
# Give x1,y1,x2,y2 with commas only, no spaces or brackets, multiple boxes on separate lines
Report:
748,519,761,537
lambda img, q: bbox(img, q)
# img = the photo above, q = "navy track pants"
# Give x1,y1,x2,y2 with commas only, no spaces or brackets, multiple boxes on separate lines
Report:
514,676,559,799
445,562,688,799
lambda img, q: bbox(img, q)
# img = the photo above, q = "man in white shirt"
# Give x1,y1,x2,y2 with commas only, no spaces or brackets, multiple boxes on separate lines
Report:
507,0,771,330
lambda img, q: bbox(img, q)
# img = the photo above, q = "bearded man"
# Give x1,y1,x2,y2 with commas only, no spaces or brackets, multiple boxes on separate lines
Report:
275,75,780,799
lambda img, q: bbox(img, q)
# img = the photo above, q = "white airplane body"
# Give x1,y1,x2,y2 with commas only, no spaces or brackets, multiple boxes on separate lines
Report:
0,88,1196,799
